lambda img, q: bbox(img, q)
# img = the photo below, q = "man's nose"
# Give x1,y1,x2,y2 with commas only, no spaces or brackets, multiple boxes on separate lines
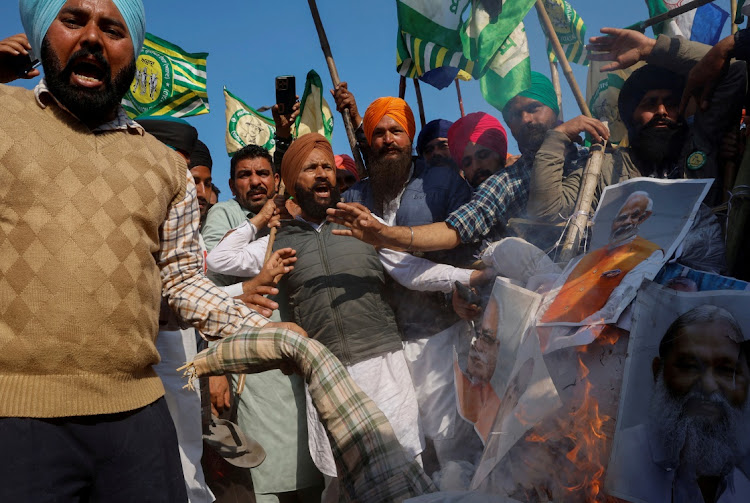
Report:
655,102,668,117
195,181,207,199
80,23,104,49
698,369,721,395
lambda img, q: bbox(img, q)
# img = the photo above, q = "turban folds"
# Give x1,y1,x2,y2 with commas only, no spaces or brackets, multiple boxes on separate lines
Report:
502,71,559,122
362,97,416,145
447,112,508,165
190,140,213,171
20,0,146,60
416,119,453,156
334,154,359,181
618,65,684,133
281,133,335,198
138,117,198,155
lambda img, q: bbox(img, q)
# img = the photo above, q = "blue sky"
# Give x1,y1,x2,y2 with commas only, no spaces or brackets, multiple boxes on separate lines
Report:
1,1,737,198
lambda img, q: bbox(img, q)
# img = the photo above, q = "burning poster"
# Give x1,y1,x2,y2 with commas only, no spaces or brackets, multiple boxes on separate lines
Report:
537,178,712,331
606,281,750,502
453,279,547,445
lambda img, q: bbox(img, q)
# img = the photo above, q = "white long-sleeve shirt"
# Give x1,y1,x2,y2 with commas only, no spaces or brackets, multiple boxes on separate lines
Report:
206,218,474,294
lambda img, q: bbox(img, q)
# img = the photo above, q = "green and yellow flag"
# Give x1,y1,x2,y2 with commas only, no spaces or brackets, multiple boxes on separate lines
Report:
224,88,276,157
122,33,209,119
295,70,334,142
540,0,588,65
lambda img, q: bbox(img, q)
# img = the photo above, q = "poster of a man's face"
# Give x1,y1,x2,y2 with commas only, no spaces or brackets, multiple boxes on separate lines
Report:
537,178,712,328
606,282,750,503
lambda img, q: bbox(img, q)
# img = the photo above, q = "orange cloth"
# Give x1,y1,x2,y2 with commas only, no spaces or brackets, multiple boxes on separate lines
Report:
281,133,335,198
362,97,416,144
541,236,661,324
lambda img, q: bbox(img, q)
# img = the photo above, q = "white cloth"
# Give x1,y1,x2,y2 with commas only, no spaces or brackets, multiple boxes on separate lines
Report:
382,164,414,226
305,350,425,477
154,328,215,503
206,219,472,293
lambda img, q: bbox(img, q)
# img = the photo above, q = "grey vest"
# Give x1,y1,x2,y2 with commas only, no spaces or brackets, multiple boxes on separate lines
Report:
273,220,403,366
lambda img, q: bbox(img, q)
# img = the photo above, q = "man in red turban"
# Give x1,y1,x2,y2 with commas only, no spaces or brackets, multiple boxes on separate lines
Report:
447,112,508,188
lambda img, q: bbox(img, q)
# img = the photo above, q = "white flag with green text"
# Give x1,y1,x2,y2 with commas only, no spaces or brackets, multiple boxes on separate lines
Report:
223,87,275,157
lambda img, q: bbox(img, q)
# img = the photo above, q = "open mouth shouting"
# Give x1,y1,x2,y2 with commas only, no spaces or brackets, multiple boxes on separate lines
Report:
312,182,332,200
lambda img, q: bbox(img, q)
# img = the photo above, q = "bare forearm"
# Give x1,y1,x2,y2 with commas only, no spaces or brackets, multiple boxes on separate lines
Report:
381,222,461,252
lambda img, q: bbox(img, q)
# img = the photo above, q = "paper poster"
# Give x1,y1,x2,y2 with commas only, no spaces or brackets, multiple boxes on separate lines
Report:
606,281,750,502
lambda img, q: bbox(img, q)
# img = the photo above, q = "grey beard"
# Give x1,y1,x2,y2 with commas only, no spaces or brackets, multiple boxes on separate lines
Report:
649,375,747,477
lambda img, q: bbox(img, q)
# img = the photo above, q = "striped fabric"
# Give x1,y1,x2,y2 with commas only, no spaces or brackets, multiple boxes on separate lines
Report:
184,327,436,502
122,33,209,119
540,0,588,66
397,31,475,79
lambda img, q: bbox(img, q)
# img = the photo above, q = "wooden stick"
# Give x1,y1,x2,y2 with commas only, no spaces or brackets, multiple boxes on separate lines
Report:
626,0,715,32
731,0,739,34
399,75,407,99
307,0,367,179
535,0,591,117
412,78,427,127
455,79,465,118
549,60,564,121
237,183,289,399
559,144,605,263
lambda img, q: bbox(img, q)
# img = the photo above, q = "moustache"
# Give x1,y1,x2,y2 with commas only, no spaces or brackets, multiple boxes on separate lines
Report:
62,47,111,82
643,116,681,130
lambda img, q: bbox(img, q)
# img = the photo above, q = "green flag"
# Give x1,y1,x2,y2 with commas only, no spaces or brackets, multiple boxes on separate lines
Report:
479,22,532,112
540,0,588,65
294,70,334,142
223,88,275,157
460,0,536,78
395,0,474,78
122,33,208,119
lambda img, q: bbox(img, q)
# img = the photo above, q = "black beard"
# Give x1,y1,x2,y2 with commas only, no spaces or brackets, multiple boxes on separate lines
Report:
368,145,412,214
41,38,136,126
517,122,550,154
294,182,341,222
631,118,687,173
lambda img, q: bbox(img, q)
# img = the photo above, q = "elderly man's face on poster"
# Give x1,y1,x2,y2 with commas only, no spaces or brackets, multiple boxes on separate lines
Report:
650,307,750,477
609,192,653,245
469,298,501,383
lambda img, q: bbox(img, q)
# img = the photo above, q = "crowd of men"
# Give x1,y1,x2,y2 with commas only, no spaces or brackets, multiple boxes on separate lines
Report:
1,0,749,502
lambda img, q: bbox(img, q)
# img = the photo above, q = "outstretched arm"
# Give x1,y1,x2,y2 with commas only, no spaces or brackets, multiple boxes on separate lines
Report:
326,202,461,251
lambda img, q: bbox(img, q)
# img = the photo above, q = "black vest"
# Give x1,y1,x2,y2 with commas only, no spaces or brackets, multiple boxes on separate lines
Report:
273,220,403,366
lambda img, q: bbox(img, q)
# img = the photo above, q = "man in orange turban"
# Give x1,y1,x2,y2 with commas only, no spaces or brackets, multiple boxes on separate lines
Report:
334,154,359,193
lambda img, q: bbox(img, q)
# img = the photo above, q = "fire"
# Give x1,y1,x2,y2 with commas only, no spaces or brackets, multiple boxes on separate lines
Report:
514,327,625,502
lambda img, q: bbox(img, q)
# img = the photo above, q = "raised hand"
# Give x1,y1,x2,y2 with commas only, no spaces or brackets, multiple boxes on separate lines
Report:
680,35,735,115
272,97,300,139
587,27,656,72
0,34,40,84
553,115,610,144
330,82,362,129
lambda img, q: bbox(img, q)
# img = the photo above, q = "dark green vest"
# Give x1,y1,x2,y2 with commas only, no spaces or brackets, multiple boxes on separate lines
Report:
273,220,403,366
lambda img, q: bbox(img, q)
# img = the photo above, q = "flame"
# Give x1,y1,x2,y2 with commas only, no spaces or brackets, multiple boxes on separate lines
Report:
515,327,625,502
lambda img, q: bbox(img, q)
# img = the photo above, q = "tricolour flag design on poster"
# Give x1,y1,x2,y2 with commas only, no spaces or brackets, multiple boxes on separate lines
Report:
295,70,334,142
540,0,588,65
122,33,209,119
223,88,275,157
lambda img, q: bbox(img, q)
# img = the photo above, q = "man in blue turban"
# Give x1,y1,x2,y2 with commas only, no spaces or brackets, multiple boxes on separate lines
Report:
416,118,453,166
0,2,310,501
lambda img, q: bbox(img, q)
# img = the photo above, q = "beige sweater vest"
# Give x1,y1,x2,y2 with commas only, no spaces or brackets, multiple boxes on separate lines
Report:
0,84,186,417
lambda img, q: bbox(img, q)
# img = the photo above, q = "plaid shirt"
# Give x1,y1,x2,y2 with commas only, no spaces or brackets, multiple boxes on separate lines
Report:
34,81,269,337
186,327,436,501
445,156,533,244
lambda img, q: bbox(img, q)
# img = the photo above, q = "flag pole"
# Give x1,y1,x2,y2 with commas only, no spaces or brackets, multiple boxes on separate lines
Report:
731,0,739,34
455,79,465,117
536,0,601,261
412,78,427,127
535,0,590,117
399,75,407,99
549,60,564,121
307,0,367,178
626,0,715,32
